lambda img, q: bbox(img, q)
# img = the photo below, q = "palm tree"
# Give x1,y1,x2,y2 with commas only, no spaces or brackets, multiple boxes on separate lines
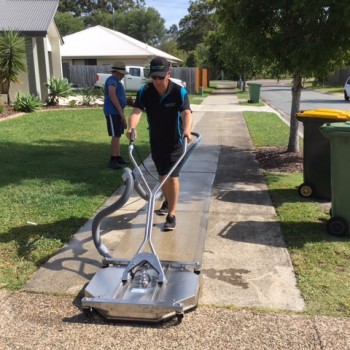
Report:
0,30,27,104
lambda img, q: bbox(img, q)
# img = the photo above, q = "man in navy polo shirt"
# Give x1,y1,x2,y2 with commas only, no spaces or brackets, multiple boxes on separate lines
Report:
127,56,192,231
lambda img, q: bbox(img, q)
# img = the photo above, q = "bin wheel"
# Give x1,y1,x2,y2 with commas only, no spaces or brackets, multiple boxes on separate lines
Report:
298,183,314,198
326,216,348,236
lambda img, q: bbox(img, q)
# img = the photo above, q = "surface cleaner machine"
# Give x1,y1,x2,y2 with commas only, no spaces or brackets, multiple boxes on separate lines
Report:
82,130,201,323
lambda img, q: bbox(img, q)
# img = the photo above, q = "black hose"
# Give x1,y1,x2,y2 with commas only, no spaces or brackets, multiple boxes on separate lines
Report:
92,167,134,258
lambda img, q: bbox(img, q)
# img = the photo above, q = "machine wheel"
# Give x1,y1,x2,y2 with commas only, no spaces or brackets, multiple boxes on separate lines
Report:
176,312,184,324
326,216,348,236
298,183,314,198
83,307,96,318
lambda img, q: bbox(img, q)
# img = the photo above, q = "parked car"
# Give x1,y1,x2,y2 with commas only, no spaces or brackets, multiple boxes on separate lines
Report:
344,76,350,101
95,65,186,92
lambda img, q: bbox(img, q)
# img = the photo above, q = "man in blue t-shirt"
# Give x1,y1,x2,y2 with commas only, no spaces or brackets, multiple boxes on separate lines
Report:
103,61,128,169
127,56,192,231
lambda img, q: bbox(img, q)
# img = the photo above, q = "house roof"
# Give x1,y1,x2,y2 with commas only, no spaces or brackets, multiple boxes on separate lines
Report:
61,25,181,63
0,0,58,36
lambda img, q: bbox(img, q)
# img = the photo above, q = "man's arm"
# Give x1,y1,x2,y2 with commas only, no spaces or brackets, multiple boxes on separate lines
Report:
127,107,143,140
108,85,127,128
181,109,193,142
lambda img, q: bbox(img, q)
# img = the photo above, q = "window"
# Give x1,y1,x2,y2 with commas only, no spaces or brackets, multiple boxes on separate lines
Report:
128,68,141,77
85,59,97,66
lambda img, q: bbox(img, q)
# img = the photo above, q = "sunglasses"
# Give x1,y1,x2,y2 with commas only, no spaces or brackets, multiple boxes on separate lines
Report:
151,76,165,80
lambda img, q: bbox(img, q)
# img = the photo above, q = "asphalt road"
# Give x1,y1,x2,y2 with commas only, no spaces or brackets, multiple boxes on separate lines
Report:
258,80,350,122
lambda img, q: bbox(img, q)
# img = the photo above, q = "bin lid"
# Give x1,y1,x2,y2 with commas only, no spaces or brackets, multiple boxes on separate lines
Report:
296,108,350,120
247,82,262,86
320,121,350,135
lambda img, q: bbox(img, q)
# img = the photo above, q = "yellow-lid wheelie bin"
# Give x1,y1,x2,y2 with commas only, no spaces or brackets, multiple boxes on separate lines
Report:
296,109,350,200
320,121,350,236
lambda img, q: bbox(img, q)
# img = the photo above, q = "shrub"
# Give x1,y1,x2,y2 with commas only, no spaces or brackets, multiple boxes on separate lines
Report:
45,77,73,106
82,87,94,106
68,99,77,107
93,87,104,99
14,92,43,112
82,87,104,106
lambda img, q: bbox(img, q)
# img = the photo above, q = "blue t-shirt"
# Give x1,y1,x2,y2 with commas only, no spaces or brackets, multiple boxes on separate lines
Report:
103,75,126,116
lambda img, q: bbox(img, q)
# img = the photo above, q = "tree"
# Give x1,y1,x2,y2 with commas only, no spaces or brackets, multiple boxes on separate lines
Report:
177,0,216,53
55,12,85,36
198,30,226,79
58,0,145,17
215,0,350,152
0,31,27,104
115,7,166,46
158,40,188,64
218,30,260,86
82,10,113,28
58,0,95,17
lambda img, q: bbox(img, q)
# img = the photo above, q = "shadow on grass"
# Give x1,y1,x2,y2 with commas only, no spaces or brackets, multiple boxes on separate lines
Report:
0,139,149,196
0,205,142,266
0,217,89,263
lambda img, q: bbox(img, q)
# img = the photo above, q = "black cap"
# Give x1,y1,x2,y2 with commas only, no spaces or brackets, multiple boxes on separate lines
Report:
150,56,170,78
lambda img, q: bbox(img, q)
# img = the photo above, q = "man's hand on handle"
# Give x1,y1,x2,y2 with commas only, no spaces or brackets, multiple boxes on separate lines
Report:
183,130,192,143
127,129,137,141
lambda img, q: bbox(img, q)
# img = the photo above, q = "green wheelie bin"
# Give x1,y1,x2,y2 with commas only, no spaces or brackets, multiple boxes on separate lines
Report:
320,121,350,236
247,83,261,103
296,109,350,200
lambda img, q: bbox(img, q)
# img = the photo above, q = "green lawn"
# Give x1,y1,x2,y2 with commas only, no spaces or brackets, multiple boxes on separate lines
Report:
244,111,350,317
0,107,150,289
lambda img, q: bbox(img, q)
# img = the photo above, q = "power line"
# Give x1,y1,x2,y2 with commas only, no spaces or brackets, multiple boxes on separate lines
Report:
147,0,189,4
148,5,188,9
146,0,189,9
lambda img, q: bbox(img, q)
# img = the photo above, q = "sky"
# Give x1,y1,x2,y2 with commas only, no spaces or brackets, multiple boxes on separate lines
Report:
144,0,190,29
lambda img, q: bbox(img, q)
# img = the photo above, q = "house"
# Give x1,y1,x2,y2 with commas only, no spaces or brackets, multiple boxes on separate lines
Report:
0,0,62,102
61,25,182,68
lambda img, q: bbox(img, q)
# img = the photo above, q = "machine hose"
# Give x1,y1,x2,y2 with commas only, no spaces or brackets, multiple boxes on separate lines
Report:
91,167,134,258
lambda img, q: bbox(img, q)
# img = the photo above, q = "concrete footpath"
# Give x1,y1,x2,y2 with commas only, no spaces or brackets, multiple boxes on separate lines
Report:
1,82,350,349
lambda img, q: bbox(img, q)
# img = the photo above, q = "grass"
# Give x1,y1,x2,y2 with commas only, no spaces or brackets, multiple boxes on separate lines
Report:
301,79,344,94
243,111,291,146
0,107,150,290
244,111,350,317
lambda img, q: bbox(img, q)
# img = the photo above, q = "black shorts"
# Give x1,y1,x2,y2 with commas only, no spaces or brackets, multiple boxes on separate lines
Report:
152,144,184,177
105,114,124,137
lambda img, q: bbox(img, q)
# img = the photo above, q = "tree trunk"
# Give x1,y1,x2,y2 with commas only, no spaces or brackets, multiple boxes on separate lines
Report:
287,75,302,153
6,83,10,105
0,79,10,104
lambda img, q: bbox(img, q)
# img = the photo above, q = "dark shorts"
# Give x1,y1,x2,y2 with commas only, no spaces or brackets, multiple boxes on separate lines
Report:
105,114,124,137
151,144,184,177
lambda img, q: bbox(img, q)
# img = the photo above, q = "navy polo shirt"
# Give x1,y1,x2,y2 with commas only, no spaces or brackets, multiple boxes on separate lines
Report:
134,81,190,150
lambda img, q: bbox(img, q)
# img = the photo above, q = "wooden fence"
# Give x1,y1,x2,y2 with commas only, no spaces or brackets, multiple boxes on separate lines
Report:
62,64,208,95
